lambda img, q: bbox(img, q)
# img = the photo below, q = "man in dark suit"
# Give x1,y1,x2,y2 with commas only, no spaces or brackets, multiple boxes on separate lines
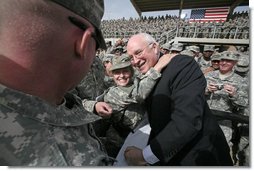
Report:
124,33,233,166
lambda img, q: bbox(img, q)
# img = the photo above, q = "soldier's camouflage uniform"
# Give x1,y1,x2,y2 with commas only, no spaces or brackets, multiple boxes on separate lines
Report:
234,54,250,166
94,67,161,157
72,56,106,100
205,70,249,164
102,67,161,132
205,70,248,115
70,56,111,156
199,57,212,72
0,84,113,166
103,76,115,89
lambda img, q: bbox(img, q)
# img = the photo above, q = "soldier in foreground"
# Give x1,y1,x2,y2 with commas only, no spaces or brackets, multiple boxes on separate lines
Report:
0,0,113,166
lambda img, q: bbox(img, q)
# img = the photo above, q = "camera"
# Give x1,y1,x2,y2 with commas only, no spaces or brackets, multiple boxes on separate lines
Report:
215,83,224,90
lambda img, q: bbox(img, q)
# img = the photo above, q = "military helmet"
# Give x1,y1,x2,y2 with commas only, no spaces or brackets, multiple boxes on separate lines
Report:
110,54,132,71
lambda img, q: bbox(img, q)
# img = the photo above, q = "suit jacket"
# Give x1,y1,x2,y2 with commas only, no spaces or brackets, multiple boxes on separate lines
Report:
146,55,233,166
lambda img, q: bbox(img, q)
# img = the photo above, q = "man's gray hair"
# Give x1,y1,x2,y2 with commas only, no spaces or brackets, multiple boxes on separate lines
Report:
138,33,160,58
137,33,157,44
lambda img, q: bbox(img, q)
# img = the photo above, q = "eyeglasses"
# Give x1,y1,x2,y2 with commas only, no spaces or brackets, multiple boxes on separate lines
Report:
68,16,99,50
130,43,153,61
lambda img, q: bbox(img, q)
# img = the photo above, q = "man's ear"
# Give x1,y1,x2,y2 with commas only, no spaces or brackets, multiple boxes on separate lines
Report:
152,42,160,56
75,30,93,59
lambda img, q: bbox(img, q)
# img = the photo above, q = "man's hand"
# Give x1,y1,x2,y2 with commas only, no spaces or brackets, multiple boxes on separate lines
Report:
95,102,112,118
124,146,148,166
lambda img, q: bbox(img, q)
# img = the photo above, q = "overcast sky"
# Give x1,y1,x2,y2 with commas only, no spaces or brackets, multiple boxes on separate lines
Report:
102,0,250,20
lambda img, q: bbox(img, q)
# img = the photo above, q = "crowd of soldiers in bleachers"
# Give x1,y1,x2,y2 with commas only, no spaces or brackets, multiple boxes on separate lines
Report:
101,11,249,43
74,11,249,166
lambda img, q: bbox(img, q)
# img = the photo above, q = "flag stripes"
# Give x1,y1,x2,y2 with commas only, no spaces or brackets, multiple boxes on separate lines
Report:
190,7,229,22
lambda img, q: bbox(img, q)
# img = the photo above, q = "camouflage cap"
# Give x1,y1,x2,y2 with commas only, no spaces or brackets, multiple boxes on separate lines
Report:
220,51,238,61
161,43,171,51
235,55,249,73
203,45,215,52
110,54,131,71
188,45,200,53
102,54,115,63
180,50,194,57
235,65,249,73
170,43,183,52
211,53,221,61
51,0,106,49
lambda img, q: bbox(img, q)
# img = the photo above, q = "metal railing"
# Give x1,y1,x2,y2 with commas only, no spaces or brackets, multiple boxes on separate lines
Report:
102,25,249,43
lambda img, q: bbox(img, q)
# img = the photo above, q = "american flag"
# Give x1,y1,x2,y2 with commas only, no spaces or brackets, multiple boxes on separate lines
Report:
189,7,229,22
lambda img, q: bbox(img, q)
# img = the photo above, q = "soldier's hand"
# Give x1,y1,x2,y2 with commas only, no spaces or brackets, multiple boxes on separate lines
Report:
95,102,112,118
223,84,237,97
207,82,219,93
124,146,148,166
154,54,176,72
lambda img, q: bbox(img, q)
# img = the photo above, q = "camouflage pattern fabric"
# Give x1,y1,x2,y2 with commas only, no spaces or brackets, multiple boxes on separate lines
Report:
71,56,107,113
205,70,248,112
104,76,115,89
103,85,144,133
94,67,161,157
102,67,161,134
205,70,249,151
73,57,106,101
199,57,212,71
70,56,111,155
0,84,113,166
51,0,104,29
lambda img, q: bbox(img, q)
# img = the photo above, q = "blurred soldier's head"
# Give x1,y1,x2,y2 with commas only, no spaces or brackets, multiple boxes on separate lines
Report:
210,53,221,70
235,54,249,77
103,54,115,76
161,43,171,54
187,45,200,57
203,45,215,59
170,43,183,54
